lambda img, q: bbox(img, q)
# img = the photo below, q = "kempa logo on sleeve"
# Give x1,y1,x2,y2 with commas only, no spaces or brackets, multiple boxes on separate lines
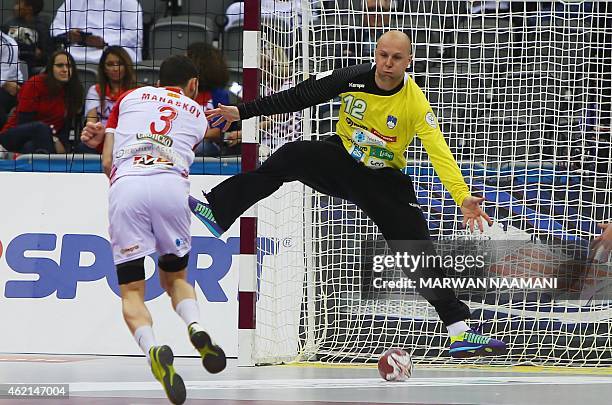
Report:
348,82,366,89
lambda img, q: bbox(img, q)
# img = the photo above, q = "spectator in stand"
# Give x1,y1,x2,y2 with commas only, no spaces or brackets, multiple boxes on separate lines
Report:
470,1,509,14
258,43,300,155
223,43,301,158
74,46,136,153
0,50,83,154
2,0,51,75
225,0,320,31
508,2,551,60
0,31,23,129
84,46,136,125
337,0,396,68
50,0,143,64
589,1,611,131
186,42,231,157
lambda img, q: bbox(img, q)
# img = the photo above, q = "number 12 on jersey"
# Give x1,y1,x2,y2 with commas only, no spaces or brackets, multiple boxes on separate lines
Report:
343,95,367,120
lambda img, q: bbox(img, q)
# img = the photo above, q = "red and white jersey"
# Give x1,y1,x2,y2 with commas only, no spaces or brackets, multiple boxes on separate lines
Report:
106,86,207,183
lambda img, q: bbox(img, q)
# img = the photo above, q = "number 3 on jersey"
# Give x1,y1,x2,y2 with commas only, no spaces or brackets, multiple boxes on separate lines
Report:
150,106,178,135
343,95,367,120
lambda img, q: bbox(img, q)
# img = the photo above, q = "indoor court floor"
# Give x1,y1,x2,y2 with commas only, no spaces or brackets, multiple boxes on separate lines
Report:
1,354,611,404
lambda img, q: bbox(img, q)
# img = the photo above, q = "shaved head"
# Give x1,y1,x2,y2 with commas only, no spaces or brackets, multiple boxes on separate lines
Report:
373,30,413,90
377,30,412,56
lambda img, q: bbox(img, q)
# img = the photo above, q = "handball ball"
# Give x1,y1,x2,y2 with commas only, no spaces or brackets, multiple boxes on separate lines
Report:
208,118,227,130
377,348,413,382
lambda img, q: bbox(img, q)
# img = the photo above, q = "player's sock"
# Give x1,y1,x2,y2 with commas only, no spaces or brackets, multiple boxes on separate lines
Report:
134,325,156,363
446,320,470,338
175,298,200,326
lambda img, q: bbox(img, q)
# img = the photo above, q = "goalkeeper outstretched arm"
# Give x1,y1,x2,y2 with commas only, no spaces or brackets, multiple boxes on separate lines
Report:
411,80,492,233
206,64,373,130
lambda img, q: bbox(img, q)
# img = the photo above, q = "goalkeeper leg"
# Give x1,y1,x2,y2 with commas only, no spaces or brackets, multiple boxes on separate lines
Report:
364,188,507,358
189,137,507,357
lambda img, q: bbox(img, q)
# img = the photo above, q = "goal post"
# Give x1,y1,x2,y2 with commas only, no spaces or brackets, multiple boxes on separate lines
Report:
242,0,612,367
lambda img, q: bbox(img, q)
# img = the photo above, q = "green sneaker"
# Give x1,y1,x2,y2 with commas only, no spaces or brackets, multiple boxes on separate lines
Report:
149,345,186,404
188,195,224,237
449,329,507,358
188,323,227,374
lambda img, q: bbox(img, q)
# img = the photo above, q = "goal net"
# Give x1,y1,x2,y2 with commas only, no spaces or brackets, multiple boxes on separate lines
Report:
252,0,612,367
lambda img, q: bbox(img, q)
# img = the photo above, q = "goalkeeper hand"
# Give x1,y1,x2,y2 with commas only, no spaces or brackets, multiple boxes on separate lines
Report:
460,196,493,233
206,104,240,132
591,223,612,262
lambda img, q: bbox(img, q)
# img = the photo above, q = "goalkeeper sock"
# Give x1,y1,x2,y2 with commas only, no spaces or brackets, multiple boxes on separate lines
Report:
446,321,470,337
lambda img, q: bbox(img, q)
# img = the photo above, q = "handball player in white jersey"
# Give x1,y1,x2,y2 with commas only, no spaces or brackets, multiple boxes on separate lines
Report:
101,55,225,405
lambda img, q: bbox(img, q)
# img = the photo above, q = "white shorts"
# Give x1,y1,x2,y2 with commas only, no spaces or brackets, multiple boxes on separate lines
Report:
108,173,191,265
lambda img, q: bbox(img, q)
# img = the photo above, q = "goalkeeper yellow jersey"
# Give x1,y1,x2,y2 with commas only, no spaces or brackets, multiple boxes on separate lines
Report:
238,63,471,206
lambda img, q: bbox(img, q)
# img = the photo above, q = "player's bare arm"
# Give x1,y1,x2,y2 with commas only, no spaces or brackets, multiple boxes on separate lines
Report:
80,121,106,148
101,132,114,178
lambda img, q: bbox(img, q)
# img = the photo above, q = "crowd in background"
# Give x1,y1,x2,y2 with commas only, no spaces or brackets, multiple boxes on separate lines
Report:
0,0,610,160
0,0,251,157
0,0,314,158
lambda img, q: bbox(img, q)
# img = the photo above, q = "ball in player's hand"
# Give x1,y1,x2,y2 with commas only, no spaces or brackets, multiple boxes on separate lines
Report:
208,117,227,130
378,348,413,382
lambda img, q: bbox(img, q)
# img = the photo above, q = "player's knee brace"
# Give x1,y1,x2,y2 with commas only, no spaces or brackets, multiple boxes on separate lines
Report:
116,257,146,285
158,253,189,273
